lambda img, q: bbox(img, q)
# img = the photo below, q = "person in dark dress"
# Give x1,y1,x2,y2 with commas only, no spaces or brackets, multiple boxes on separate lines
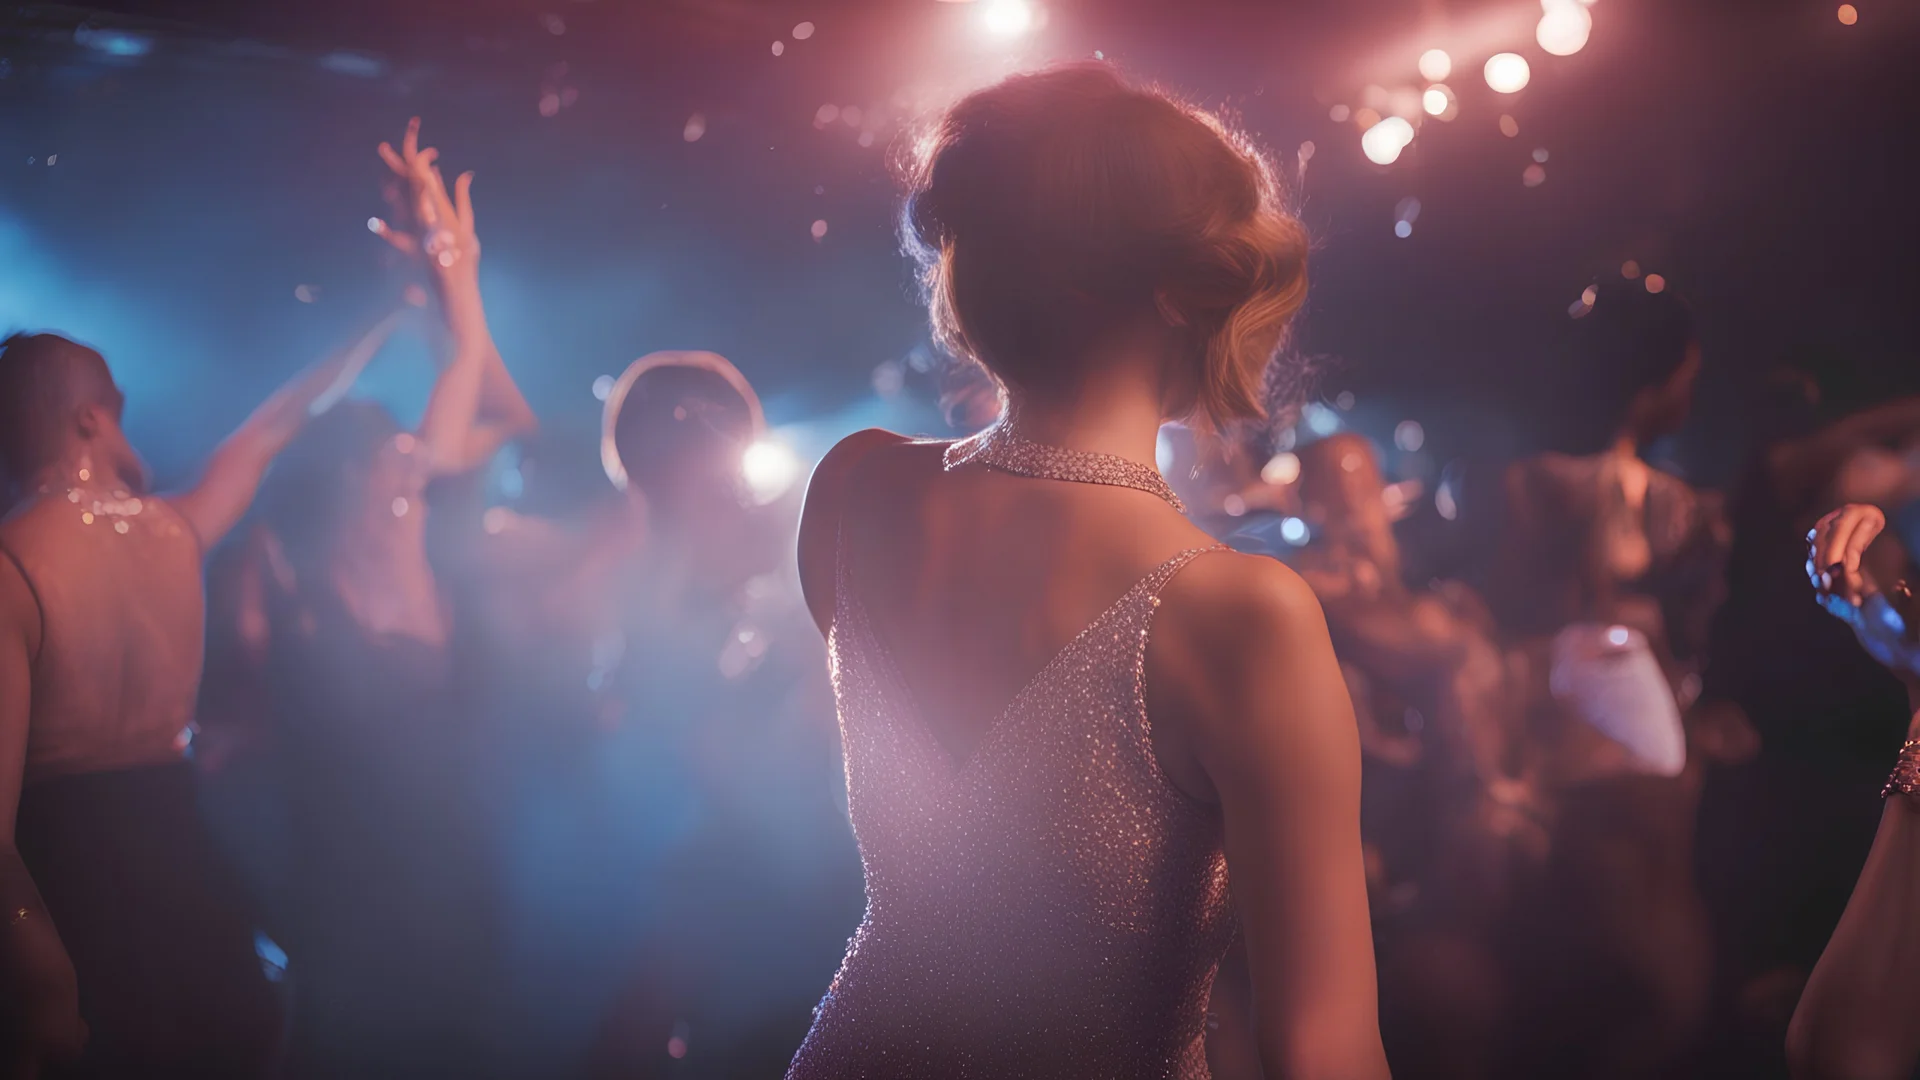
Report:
203,120,535,1077
0,310,401,1078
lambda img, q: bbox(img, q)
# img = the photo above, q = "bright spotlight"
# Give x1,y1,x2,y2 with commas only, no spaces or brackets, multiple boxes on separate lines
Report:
1418,48,1453,82
1360,116,1415,165
742,440,803,505
1536,1,1593,56
981,0,1035,37
1484,53,1532,94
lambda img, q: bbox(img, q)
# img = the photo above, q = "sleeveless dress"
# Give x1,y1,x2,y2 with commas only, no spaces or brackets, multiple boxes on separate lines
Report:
786,544,1236,1079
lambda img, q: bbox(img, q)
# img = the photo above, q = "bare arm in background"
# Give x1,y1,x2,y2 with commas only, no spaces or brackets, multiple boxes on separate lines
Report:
167,308,406,548
375,118,536,477
1154,555,1391,1080
0,559,87,1079
1788,503,1920,1080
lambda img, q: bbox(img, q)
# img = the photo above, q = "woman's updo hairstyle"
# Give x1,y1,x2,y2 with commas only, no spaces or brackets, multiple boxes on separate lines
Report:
903,63,1309,431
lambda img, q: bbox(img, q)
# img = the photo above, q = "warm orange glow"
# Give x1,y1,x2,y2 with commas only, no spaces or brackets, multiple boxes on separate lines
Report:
1645,273,1668,294
1621,260,1641,279
1499,114,1520,138
1838,4,1858,24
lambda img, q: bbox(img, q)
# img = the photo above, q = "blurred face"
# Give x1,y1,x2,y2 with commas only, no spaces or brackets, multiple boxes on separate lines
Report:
1632,341,1703,444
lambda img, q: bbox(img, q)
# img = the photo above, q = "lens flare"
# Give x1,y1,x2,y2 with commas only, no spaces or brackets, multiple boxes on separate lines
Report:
742,440,802,504
981,0,1036,37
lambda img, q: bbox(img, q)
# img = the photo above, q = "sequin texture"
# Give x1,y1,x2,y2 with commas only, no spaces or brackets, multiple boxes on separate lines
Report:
945,423,1187,514
787,546,1234,1079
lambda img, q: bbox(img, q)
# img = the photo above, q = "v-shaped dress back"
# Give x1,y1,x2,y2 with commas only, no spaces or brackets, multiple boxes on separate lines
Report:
786,541,1235,1079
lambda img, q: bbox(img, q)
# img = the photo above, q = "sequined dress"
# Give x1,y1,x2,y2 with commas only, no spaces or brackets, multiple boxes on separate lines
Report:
787,543,1235,1079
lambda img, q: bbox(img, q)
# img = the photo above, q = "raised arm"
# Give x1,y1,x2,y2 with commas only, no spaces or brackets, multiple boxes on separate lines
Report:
1153,554,1390,1080
167,309,404,548
0,553,87,1076
1788,504,1920,1080
375,119,536,477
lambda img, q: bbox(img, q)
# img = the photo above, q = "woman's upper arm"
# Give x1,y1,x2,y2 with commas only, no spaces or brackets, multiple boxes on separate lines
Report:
1157,556,1389,1080
796,429,908,635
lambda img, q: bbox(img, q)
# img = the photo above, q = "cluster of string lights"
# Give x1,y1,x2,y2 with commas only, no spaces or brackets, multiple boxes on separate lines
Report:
1350,0,1596,169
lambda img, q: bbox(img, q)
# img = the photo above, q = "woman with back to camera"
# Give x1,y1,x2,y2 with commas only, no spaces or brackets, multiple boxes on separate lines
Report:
787,64,1388,1080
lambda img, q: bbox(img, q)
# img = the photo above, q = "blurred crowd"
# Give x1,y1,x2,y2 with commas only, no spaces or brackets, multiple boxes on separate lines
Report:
1179,276,1920,1079
3,117,1919,1080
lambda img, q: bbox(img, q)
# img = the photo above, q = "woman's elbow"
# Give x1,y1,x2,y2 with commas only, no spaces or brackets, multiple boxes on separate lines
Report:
1262,1027,1391,1080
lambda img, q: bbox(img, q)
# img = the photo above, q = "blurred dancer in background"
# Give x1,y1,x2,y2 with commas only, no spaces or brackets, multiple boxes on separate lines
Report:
0,305,400,1077
1291,432,1538,1080
201,120,536,1078
1493,277,1734,1079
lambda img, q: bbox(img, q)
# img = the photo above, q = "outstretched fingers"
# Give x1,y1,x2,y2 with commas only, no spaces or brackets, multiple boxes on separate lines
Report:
1810,504,1887,605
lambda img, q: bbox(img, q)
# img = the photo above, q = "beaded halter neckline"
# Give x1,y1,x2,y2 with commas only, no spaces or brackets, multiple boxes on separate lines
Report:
942,423,1185,514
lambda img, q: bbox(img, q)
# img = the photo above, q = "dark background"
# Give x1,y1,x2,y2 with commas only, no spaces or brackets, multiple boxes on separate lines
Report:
2,0,1917,494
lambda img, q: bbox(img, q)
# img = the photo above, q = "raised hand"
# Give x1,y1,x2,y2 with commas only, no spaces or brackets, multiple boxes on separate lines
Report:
1808,503,1919,682
371,118,478,282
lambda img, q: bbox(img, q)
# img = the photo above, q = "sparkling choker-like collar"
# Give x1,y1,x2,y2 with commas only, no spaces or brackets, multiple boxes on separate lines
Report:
943,423,1184,514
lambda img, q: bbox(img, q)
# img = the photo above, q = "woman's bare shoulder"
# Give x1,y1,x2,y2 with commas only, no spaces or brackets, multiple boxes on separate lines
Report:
796,429,941,632
1152,550,1344,718
1160,549,1328,648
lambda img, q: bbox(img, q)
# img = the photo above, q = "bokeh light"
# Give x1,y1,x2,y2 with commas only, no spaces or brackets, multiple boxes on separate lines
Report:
1484,53,1531,94
1838,4,1858,24
591,374,614,401
792,21,816,40
1523,163,1547,187
1422,86,1450,116
1394,421,1426,452
1418,48,1453,82
1361,116,1415,165
1280,517,1310,546
1395,220,1413,238
1329,104,1351,122
1645,273,1668,293
1536,1,1593,56
1499,114,1521,137
1261,452,1302,486
1621,259,1641,278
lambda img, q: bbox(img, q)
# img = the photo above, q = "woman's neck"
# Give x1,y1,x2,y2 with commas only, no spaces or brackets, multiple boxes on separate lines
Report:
1003,380,1166,468
33,454,138,496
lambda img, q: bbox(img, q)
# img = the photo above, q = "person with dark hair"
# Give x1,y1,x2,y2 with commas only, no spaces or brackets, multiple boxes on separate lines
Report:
203,120,536,1078
1488,275,1737,1079
0,310,401,1078
788,63,1386,1078
1281,433,1539,1080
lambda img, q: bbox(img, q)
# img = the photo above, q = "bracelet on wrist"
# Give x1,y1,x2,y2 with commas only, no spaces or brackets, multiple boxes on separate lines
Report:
1882,739,1920,800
